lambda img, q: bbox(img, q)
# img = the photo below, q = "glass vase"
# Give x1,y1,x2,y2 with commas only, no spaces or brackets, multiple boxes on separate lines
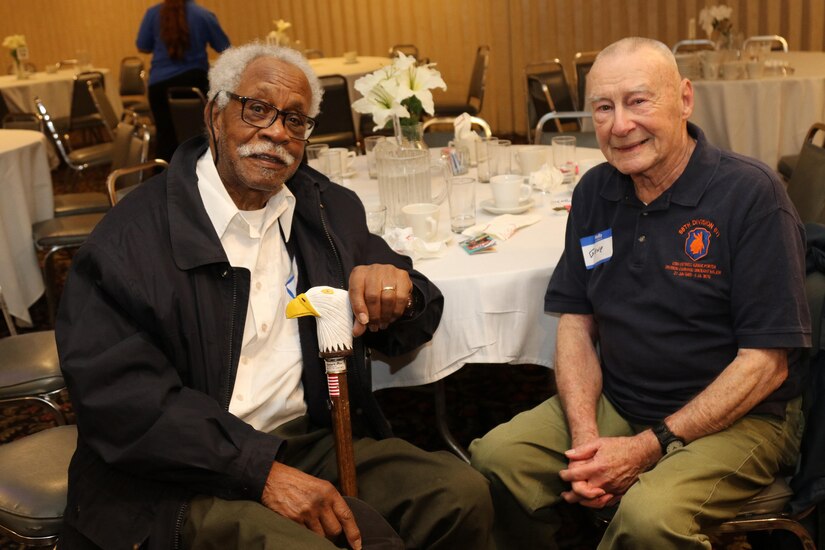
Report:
391,115,428,150
13,58,28,80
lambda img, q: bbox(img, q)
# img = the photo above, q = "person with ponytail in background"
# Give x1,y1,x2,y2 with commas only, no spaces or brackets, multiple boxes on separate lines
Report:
137,0,230,161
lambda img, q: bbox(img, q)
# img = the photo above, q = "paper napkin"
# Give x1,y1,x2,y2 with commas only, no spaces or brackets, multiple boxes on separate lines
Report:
461,214,541,241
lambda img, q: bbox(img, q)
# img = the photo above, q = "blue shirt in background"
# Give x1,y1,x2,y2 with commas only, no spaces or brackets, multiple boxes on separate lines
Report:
136,1,230,86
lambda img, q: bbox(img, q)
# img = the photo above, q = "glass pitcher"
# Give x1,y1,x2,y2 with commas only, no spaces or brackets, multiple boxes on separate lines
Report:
376,143,448,229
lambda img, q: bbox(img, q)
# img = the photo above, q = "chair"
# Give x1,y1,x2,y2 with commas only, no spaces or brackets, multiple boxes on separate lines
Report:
785,123,825,225
303,48,325,59
743,35,789,53
167,86,207,144
66,71,108,142
0,286,67,426
672,39,716,54
534,111,599,148
434,45,490,117
388,44,420,60
2,112,40,131
779,124,825,182
421,115,492,148
86,77,120,140
118,56,152,122
309,75,358,149
106,159,168,206
0,424,76,547
573,51,599,111
34,96,114,186
525,59,579,138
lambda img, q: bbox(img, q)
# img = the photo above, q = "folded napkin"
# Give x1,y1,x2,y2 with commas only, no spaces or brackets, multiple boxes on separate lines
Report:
461,214,541,241
383,227,448,261
454,113,480,165
529,164,565,192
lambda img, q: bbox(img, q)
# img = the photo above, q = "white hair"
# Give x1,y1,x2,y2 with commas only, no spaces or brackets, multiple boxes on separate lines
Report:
208,42,324,117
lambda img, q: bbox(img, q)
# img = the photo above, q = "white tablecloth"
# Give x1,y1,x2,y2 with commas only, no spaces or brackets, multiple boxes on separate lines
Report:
308,56,391,138
0,130,54,324
0,67,123,120
343,145,606,390
690,51,825,170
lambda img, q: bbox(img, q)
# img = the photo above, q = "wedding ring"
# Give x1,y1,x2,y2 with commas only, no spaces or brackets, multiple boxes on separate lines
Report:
381,285,396,292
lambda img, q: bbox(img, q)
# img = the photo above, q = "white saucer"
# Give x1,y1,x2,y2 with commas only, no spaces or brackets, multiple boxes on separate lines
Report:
481,198,535,215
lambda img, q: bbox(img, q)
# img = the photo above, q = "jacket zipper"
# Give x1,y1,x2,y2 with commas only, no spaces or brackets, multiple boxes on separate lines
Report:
317,200,345,288
173,266,239,550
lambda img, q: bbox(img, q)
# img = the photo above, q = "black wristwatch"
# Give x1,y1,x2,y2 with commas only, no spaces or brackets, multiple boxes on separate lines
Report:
652,421,685,455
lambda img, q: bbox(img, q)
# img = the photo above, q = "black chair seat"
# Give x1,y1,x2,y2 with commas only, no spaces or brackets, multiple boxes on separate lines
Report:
0,425,76,542
53,192,111,217
778,153,799,180
33,213,105,248
66,141,113,167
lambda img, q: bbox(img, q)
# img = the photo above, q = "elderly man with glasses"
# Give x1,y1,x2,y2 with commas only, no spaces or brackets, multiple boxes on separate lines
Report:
56,43,493,550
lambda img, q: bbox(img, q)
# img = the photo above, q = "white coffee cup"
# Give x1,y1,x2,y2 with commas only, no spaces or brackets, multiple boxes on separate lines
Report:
515,145,548,176
328,147,356,175
490,174,532,209
402,203,440,241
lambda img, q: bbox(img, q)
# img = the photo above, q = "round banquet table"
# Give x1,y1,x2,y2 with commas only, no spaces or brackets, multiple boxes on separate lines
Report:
340,145,606,390
0,130,54,324
0,67,123,120
689,51,825,170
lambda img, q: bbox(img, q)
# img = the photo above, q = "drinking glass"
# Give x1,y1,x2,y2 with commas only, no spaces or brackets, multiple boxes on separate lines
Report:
305,143,329,172
492,139,512,177
448,176,476,233
364,204,387,235
475,137,499,183
552,136,576,184
364,136,384,179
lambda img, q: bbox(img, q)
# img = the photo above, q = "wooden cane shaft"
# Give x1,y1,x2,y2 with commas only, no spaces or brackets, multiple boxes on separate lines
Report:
327,370,358,497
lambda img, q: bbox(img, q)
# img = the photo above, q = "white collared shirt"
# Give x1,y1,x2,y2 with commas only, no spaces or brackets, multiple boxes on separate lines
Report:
196,152,306,432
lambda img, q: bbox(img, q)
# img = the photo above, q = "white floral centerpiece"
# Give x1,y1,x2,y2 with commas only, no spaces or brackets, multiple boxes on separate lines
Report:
352,52,446,138
266,19,291,47
3,34,27,78
699,4,734,49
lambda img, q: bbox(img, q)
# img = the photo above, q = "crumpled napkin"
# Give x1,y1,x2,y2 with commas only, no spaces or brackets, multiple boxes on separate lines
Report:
529,164,565,192
461,214,541,241
454,113,480,165
383,227,448,260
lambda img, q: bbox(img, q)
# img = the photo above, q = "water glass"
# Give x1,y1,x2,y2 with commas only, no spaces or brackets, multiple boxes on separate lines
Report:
476,137,499,183
364,204,387,235
319,149,344,184
305,143,329,172
492,139,512,176
448,176,476,233
364,135,384,179
552,136,576,184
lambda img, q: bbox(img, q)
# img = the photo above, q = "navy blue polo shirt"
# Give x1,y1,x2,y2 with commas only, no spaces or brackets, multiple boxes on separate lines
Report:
545,123,810,424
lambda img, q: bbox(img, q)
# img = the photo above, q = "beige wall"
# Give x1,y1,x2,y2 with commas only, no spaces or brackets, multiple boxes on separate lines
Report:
1,0,823,138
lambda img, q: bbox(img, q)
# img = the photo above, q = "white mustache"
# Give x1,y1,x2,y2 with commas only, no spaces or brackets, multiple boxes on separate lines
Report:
237,143,296,166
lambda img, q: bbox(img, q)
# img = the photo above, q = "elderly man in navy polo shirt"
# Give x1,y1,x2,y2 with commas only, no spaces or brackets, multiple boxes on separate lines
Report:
471,36,810,549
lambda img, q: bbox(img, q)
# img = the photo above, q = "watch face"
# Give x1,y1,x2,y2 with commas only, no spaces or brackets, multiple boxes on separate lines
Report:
666,440,684,454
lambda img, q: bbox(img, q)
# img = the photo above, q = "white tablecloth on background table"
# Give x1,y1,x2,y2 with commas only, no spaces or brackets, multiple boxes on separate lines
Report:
0,130,54,324
0,67,123,119
342,145,606,390
308,56,391,138
690,51,825,170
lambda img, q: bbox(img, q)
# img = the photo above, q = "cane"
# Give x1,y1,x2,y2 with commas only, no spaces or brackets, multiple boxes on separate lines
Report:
286,286,358,497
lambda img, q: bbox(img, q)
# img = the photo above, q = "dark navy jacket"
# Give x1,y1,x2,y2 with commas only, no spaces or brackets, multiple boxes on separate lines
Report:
55,136,443,549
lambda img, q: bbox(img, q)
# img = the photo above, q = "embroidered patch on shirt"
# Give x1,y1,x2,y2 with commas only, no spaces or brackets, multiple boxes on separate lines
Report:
580,229,613,270
664,219,723,280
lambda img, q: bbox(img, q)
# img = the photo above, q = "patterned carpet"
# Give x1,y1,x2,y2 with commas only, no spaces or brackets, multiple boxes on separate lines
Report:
0,160,783,549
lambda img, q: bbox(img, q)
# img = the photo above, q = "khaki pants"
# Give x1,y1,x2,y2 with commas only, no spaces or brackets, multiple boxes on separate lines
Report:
469,395,803,550
182,416,494,549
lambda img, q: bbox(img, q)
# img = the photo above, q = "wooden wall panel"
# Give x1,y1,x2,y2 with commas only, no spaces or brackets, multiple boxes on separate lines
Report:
0,0,823,138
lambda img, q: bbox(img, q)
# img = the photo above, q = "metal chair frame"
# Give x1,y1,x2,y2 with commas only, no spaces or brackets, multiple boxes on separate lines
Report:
534,111,594,145
672,39,716,53
743,35,789,53
106,159,169,206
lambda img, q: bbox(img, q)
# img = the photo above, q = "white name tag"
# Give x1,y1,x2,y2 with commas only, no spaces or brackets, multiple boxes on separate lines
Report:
580,229,613,270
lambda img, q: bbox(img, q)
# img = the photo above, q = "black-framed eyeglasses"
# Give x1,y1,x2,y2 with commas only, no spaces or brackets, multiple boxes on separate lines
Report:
224,91,316,141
